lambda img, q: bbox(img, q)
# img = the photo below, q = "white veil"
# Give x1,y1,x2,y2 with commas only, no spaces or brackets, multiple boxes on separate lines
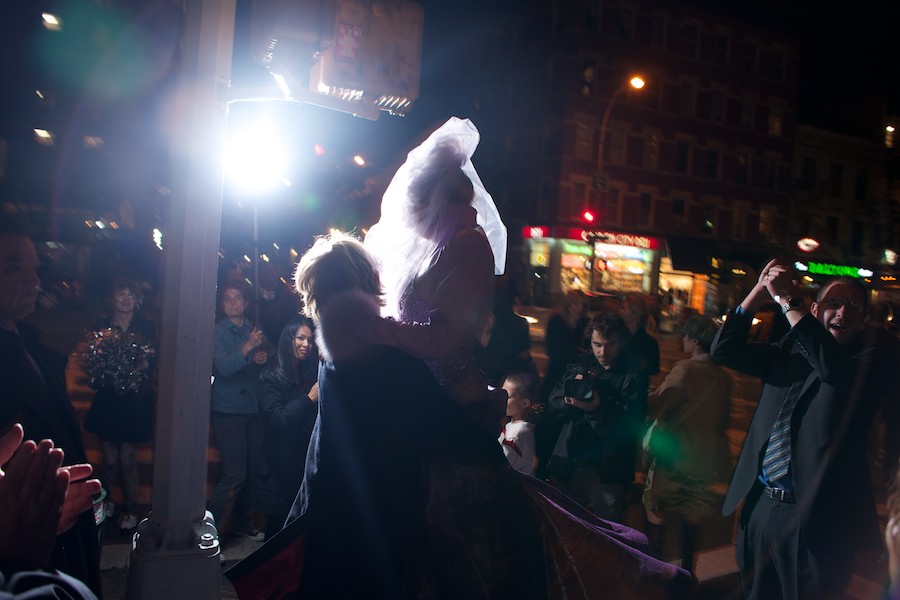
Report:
364,117,507,318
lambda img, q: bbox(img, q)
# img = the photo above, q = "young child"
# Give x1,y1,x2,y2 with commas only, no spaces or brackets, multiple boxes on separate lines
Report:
499,372,541,476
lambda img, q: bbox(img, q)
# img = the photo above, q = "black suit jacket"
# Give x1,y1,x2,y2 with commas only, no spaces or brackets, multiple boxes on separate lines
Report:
711,309,896,569
0,324,102,597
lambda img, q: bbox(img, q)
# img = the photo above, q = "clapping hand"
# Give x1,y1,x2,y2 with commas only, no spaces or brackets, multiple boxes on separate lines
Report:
0,424,101,569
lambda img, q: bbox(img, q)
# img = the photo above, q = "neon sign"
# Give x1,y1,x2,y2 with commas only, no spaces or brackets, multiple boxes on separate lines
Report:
805,262,867,278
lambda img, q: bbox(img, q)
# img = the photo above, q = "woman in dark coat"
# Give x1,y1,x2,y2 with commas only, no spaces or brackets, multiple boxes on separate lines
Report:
255,318,319,539
83,278,157,533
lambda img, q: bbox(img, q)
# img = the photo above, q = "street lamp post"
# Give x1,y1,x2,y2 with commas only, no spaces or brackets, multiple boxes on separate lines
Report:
590,75,645,292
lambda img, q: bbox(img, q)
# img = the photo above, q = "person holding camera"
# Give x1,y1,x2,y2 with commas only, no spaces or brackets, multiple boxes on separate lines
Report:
547,312,648,522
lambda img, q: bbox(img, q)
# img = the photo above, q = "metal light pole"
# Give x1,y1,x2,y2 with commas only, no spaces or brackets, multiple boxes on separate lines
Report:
590,75,645,292
124,0,234,596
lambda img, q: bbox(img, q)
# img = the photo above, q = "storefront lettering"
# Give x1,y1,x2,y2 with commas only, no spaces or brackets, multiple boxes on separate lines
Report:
594,231,652,249
807,262,861,278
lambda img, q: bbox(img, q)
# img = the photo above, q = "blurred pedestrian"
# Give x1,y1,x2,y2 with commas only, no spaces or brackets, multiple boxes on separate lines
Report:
0,221,102,596
255,318,318,539
712,260,899,599
499,372,540,476
620,293,660,377
83,278,157,533
476,276,536,389
642,315,732,575
541,290,588,399
537,290,588,476
209,282,269,541
255,265,301,347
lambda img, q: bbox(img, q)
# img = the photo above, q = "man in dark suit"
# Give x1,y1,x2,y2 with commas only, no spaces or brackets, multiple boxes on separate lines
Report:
0,223,103,597
711,258,897,599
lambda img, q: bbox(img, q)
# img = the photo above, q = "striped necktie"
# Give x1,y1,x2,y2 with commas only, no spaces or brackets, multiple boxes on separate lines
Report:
760,381,801,483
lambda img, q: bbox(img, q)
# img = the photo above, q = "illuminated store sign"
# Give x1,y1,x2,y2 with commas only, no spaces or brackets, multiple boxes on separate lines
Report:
521,225,660,250
800,261,872,278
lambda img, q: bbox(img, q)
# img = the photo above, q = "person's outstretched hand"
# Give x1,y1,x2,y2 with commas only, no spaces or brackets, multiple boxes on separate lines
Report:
0,425,68,569
58,463,101,534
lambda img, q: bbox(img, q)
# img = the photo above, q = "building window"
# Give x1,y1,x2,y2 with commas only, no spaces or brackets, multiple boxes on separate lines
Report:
767,115,783,136
539,182,553,220
702,205,714,234
772,50,785,80
827,216,839,243
676,142,689,174
673,197,686,230
638,193,652,227
680,84,694,117
707,149,719,179
606,188,621,225
714,35,728,67
571,180,588,220
581,61,596,96
764,160,776,190
736,154,748,184
852,221,864,256
575,119,593,159
829,163,843,196
643,133,659,170
650,16,665,49
760,206,777,242
585,1,600,33
855,168,868,204
740,96,754,127
618,6,634,40
801,156,816,186
744,43,757,74
711,91,724,123
684,25,698,58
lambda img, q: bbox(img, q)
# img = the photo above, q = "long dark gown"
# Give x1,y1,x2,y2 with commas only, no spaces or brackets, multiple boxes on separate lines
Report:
226,322,690,599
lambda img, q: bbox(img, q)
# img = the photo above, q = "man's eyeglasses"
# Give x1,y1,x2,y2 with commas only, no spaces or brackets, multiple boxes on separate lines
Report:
821,298,862,312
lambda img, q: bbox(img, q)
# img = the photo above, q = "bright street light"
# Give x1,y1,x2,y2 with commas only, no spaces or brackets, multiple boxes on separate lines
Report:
223,119,290,193
630,76,645,89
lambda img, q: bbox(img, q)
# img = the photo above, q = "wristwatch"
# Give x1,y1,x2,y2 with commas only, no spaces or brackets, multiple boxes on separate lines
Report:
774,294,803,315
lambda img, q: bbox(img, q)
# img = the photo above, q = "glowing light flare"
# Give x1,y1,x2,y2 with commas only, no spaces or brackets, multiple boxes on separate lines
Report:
353,155,366,166
223,122,290,193
42,13,62,31
582,210,596,223
629,76,645,89
796,237,820,252
33,129,54,146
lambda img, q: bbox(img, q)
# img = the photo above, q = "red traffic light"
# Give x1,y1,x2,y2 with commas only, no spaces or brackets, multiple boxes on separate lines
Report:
582,210,596,223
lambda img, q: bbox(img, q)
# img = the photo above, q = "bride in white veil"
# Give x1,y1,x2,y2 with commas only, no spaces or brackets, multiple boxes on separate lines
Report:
362,117,508,432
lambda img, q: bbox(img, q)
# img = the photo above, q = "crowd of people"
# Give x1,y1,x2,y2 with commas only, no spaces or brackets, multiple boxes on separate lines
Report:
2,116,900,600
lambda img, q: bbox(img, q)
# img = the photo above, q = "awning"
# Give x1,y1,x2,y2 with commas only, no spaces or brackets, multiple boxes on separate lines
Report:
666,235,779,274
665,236,715,274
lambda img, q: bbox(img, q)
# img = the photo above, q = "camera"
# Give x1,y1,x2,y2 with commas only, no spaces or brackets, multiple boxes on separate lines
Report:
563,376,594,401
